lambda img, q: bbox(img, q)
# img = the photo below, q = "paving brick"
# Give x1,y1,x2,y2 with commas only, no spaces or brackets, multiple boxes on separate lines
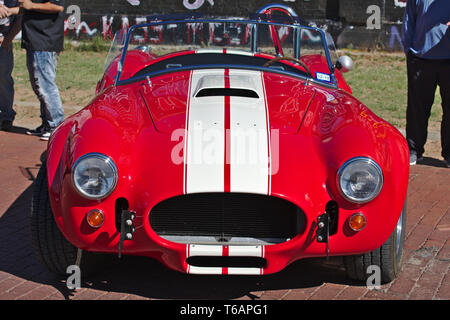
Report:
388,263,423,297
44,291,68,300
435,274,450,300
123,294,150,300
6,281,42,299
409,285,437,300
281,289,316,300
96,291,132,300
308,283,345,300
363,289,404,300
436,244,450,262
72,288,108,300
0,277,26,294
334,286,368,300
426,259,449,276
406,247,439,268
259,289,290,300
0,292,19,300
0,271,11,283
18,285,58,300
405,224,436,250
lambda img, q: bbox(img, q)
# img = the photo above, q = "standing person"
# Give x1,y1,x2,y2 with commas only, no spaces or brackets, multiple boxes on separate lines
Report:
401,0,450,167
0,1,19,131
18,0,65,140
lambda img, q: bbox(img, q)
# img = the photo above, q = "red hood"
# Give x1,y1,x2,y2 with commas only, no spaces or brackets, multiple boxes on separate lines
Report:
139,70,316,134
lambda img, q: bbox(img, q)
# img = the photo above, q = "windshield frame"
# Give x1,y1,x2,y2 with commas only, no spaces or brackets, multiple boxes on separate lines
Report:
114,18,337,88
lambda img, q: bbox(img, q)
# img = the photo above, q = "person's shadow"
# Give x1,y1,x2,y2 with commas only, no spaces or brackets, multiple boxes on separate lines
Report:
418,157,447,168
3,125,30,136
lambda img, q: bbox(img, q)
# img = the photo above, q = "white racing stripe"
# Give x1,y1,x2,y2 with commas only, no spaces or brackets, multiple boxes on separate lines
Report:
229,69,270,194
228,245,265,257
187,244,223,257
187,245,264,257
186,245,265,275
188,267,262,275
184,69,271,195
185,69,225,193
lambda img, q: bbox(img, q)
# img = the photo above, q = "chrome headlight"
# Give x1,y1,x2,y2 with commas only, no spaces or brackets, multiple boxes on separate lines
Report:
337,157,383,203
72,153,118,200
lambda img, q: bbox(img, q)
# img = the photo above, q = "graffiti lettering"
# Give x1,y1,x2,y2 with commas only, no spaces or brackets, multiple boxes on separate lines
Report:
64,19,97,37
394,0,407,8
183,0,215,10
61,1,409,52
102,16,114,40
127,0,140,5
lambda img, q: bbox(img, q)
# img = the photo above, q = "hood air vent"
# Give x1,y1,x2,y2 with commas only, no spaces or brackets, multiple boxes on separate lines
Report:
196,88,259,98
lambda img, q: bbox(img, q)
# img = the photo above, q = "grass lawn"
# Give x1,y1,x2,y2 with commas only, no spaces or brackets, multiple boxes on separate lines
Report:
343,50,443,131
11,43,443,131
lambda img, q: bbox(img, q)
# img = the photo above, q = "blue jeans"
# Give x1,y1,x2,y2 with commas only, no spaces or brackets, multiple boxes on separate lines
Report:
26,50,64,129
0,46,15,122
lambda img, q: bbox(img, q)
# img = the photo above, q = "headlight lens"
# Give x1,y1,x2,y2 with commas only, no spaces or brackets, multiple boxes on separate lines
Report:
72,153,118,200
337,157,383,203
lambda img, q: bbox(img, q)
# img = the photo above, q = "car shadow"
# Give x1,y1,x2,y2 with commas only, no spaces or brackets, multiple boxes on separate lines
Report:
74,255,354,300
0,162,362,300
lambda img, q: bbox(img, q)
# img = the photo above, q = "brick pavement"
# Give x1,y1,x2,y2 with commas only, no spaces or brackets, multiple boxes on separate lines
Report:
0,129,448,300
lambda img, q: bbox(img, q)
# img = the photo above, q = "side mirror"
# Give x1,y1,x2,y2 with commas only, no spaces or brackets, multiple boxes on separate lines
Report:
335,55,353,73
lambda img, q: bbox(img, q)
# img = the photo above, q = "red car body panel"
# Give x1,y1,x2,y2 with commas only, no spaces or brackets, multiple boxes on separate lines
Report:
46,49,409,275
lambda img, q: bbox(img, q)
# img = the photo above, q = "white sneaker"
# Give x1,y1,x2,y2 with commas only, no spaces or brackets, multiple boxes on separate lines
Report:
40,131,52,141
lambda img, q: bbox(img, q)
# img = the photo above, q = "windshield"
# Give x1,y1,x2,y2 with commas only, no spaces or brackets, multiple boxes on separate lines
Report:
104,30,126,71
106,19,336,86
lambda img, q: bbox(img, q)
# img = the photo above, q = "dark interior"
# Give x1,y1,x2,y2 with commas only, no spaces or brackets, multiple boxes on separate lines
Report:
133,53,307,78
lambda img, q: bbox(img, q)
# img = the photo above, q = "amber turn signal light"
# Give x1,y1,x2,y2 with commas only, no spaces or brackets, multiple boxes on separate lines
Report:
349,213,367,231
86,209,104,228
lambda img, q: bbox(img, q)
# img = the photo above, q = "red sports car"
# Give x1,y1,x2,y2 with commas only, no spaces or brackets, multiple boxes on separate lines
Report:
32,4,409,284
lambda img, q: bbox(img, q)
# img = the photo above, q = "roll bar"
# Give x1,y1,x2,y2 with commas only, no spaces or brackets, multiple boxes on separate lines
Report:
252,3,302,58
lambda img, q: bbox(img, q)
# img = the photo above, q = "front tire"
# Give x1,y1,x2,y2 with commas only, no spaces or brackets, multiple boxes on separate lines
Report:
30,162,103,277
344,200,407,284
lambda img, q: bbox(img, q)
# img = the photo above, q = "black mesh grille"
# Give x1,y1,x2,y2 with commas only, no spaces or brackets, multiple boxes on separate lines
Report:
149,193,304,240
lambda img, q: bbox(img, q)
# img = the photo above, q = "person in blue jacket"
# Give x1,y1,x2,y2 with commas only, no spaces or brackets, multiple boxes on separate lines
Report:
402,0,450,167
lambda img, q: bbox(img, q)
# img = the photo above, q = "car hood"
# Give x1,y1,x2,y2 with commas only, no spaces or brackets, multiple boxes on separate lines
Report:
139,69,316,134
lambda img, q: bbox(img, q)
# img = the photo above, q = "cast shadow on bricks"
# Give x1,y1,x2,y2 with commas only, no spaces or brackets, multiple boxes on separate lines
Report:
418,157,448,168
0,152,360,300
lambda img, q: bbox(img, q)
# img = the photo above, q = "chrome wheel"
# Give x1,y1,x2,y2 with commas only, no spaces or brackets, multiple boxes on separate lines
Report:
395,209,404,257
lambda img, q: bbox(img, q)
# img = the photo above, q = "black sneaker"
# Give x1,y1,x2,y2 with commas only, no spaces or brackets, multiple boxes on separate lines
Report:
0,120,13,132
445,158,450,168
27,125,45,136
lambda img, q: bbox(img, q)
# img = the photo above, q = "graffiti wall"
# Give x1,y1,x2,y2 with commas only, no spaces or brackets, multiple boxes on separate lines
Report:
64,0,408,51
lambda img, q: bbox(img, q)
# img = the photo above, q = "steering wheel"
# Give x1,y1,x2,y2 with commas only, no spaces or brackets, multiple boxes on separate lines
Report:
264,56,313,79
